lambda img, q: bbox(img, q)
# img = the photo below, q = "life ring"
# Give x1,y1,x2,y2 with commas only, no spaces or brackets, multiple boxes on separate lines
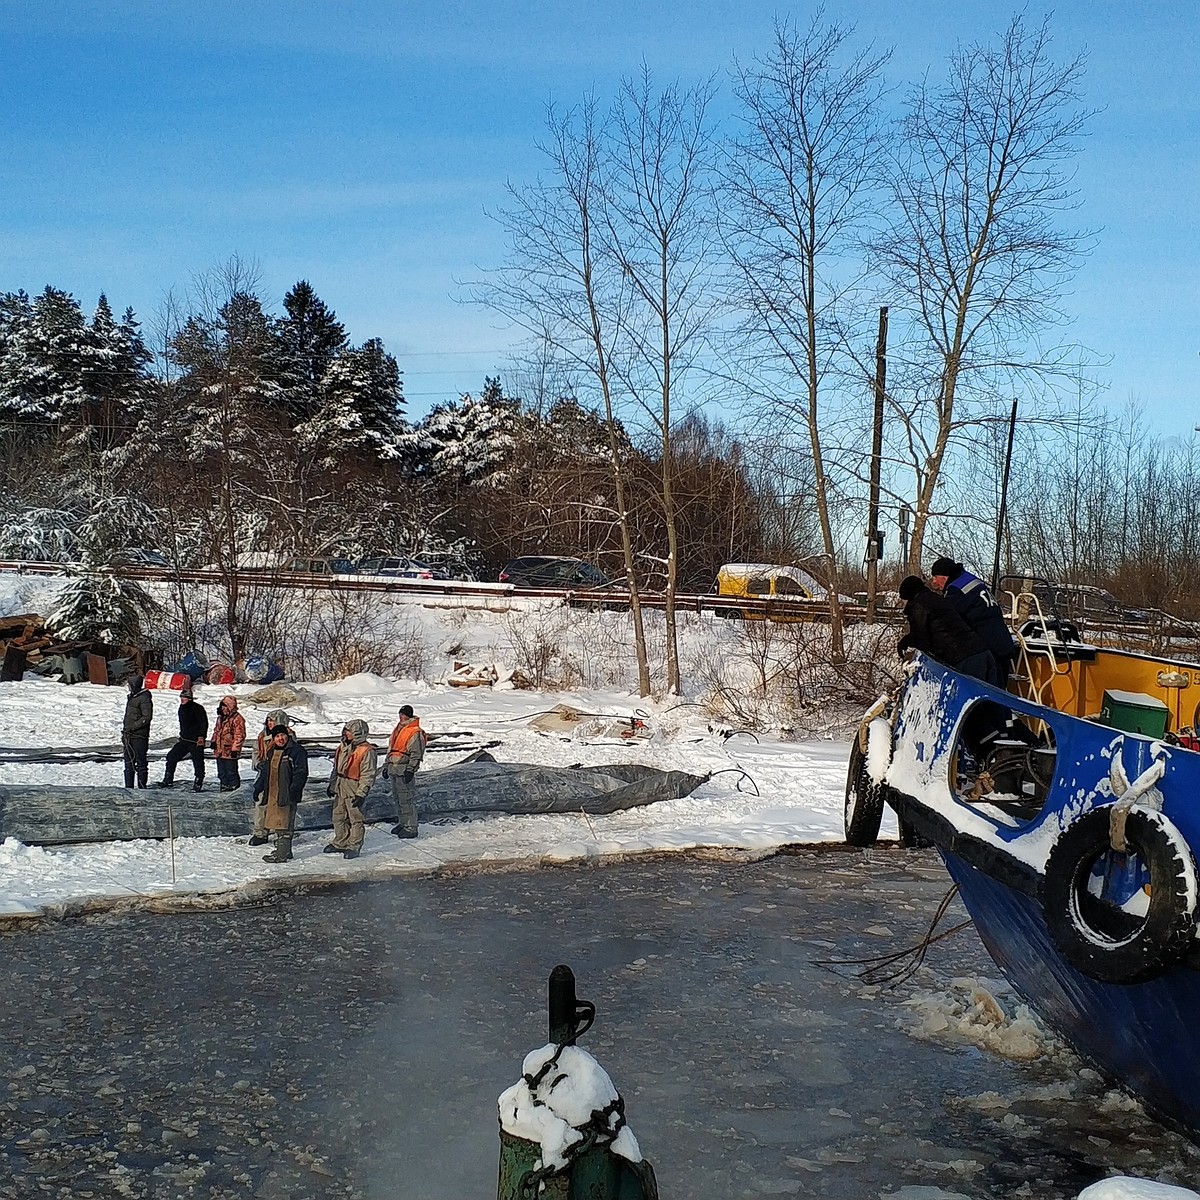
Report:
1041,807,1198,984
844,737,885,846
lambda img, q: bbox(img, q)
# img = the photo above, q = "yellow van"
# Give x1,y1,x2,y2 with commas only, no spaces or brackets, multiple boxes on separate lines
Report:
714,563,823,620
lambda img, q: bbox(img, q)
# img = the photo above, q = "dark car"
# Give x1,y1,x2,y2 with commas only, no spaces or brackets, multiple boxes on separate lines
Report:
499,556,611,589
123,547,169,568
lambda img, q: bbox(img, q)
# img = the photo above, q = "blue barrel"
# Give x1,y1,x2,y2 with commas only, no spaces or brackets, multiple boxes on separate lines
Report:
176,652,209,681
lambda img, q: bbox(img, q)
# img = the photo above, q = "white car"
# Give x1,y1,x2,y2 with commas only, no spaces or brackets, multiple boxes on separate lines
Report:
358,556,448,580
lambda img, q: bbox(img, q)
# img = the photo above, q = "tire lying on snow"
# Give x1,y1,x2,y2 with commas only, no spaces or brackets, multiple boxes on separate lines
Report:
845,737,886,847
1041,806,1198,984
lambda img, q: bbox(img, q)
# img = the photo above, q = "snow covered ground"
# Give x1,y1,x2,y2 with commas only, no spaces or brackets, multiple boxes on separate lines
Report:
0,567,884,919
0,668,871,918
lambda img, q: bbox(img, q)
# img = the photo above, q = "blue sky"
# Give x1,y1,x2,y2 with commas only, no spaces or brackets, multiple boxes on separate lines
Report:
1,1,1197,429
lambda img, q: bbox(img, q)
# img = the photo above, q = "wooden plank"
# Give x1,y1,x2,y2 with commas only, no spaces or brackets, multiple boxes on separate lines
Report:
85,652,110,686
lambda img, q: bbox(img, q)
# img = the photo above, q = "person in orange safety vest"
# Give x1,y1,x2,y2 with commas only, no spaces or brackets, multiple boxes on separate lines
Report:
386,704,427,839
323,718,378,860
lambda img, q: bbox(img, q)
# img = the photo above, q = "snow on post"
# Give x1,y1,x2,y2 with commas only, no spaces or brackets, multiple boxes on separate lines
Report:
497,1042,642,1172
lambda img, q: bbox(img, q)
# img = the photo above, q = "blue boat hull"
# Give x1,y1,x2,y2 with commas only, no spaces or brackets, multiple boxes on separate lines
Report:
868,653,1200,1138
943,849,1200,1135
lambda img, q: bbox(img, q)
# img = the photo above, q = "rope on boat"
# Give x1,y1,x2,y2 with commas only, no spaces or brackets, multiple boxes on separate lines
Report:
810,884,972,987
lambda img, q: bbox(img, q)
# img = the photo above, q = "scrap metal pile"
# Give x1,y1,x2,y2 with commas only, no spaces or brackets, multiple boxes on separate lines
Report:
0,612,136,685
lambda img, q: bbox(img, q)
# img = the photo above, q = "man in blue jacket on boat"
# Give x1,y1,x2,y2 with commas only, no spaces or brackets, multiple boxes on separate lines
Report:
929,557,1018,686
897,576,998,684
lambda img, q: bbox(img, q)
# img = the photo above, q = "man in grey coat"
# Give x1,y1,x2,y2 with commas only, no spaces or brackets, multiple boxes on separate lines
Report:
121,675,153,789
385,704,426,838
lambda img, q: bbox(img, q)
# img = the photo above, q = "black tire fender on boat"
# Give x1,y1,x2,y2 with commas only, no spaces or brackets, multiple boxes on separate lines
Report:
898,814,931,850
845,736,886,847
1041,807,1198,984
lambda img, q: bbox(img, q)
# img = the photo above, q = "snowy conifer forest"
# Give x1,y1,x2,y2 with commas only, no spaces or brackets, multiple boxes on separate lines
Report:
0,275,767,591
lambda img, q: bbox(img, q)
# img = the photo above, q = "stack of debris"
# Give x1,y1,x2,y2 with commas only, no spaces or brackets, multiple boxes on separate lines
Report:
446,660,529,688
528,703,653,742
0,612,141,685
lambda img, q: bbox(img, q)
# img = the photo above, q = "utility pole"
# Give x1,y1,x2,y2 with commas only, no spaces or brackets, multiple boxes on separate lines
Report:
865,306,888,622
990,400,1019,591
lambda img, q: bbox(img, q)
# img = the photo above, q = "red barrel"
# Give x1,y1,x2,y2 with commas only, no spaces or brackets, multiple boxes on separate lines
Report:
144,669,190,692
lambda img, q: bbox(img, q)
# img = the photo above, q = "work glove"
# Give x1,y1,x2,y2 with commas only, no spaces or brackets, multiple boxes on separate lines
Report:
326,783,335,798
402,771,415,784
254,793,265,806
351,796,364,809
381,765,389,780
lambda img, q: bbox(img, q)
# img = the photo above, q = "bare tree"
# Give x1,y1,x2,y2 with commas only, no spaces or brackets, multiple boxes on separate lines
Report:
724,15,889,658
874,15,1092,570
483,96,653,695
604,68,720,695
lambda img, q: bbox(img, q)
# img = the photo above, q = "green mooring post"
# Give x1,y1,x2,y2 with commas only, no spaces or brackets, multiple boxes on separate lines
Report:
496,965,659,1200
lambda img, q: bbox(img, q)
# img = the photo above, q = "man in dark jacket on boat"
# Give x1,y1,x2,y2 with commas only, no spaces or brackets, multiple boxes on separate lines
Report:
253,721,309,863
121,675,153,789
930,557,1019,685
155,685,208,792
897,576,999,685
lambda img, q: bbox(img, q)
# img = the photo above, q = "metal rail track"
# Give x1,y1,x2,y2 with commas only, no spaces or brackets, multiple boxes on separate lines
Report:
0,559,896,623
12,560,1191,642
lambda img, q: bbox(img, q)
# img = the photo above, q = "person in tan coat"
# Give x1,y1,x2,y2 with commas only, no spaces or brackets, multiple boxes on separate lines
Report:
323,718,378,860
251,720,309,862
251,708,293,769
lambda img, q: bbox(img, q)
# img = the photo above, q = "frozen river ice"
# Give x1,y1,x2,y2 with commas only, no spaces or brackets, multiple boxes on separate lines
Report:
0,846,1197,1198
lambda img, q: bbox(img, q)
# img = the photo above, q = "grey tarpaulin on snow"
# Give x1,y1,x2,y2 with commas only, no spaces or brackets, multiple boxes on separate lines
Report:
0,760,709,846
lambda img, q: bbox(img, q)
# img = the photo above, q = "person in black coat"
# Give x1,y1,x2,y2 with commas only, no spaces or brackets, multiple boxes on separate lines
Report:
897,575,998,685
121,675,153,789
929,557,1018,685
155,685,209,792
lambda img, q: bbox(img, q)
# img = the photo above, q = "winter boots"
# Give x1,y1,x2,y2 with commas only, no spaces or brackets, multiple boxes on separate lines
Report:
391,825,418,839
262,849,292,864
247,835,269,847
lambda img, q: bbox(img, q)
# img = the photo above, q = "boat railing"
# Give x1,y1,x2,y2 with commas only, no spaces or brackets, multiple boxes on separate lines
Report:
1000,579,1074,710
